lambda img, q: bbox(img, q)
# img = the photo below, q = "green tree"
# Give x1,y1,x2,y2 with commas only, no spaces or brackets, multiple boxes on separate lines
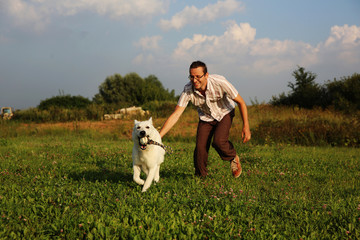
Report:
93,73,177,109
271,66,322,109
143,75,176,102
93,74,131,106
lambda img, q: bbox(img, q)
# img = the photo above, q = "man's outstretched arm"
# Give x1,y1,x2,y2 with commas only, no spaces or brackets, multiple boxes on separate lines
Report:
159,105,186,138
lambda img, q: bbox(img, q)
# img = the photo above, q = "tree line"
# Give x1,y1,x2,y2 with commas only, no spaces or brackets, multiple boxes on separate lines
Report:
38,73,177,112
12,68,359,122
38,67,359,113
270,66,360,113
11,73,177,122
37,68,359,113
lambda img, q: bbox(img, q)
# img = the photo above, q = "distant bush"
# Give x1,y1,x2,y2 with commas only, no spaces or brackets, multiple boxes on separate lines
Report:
13,104,105,122
251,116,360,147
38,95,92,110
85,104,106,120
323,73,360,113
141,101,177,118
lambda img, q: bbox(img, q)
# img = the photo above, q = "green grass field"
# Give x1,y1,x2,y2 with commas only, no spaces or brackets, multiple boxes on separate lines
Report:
1,133,359,239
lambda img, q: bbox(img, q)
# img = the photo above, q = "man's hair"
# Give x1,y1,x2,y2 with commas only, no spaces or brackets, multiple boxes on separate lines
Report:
189,61,207,74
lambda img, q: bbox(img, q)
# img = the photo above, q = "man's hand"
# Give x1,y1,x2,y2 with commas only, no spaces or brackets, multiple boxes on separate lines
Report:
242,127,251,143
233,94,251,143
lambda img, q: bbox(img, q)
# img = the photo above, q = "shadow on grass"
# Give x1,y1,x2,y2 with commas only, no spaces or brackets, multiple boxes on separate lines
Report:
160,170,193,181
68,169,134,186
68,167,193,186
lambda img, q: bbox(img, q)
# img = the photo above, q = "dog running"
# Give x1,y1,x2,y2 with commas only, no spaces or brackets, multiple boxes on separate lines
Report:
132,117,165,192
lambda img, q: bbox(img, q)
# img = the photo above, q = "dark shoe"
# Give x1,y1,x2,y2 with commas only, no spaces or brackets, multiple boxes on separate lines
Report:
231,155,242,178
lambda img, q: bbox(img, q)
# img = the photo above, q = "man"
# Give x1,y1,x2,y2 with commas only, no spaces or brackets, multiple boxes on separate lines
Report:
159,61,251,178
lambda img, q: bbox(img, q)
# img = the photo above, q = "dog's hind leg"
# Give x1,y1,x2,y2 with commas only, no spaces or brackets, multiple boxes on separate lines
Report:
133,165,145,185
142,168,156,192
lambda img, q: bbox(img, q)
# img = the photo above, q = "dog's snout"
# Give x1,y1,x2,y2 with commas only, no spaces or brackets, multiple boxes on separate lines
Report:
140,131,146,137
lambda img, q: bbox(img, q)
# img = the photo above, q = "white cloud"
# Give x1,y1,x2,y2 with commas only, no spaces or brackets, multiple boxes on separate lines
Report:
54,0,167,19
173,22,254,59
324,24,360,48
133,36,163,65
131,23,359,80
162,23,360,102
0,0,50,31
159,0,244,31
224,21,256,44
0,0,168,32
132,53,155,65
134,36,163,51
320,24,360,64
173,22,360,75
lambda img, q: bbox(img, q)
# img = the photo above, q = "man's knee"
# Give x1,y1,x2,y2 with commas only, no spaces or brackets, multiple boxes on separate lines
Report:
212,137,226,150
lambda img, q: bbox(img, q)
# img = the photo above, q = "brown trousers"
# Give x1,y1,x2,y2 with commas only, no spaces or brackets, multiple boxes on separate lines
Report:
193,109,236,177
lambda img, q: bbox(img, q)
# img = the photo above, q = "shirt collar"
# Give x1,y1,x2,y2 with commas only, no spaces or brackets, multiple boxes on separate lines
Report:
192,75,214,96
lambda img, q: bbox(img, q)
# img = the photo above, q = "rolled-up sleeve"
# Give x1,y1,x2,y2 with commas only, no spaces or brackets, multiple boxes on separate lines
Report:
177,91,190,107
217,75,238,99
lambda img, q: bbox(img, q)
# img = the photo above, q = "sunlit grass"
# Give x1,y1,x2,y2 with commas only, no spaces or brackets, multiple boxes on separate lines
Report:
0,134,359,239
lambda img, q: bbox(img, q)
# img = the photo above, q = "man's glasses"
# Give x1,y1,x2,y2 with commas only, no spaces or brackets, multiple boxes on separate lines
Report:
188,74,205,81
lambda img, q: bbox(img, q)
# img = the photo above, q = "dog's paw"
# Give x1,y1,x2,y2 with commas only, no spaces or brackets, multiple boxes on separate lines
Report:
134,178,145,185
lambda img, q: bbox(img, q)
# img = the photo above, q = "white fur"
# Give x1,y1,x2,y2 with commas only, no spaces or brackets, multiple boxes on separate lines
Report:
132,117,165,192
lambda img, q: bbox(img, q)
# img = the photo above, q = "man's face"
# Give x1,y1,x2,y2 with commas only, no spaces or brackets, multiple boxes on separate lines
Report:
189,67,208,91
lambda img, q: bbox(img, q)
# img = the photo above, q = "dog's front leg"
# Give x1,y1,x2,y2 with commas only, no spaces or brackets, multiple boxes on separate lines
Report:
154,164,161,183
133,165,145,185
142,168,156,192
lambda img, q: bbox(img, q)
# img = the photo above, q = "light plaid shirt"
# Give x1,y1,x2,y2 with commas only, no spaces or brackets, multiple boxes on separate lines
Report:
177,74,238,122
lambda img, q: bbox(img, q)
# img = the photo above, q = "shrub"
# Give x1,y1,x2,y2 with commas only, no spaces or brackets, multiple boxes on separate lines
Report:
38,95,92,110
13,105,105,122
324,73,360,112
142,101,177,118
252,118,360,147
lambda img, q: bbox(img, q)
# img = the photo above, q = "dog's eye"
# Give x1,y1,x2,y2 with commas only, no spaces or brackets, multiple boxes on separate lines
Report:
137,127,141,129
146,126,150,129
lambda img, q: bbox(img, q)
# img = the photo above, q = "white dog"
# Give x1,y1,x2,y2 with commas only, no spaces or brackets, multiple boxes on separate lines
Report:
132,117,165,192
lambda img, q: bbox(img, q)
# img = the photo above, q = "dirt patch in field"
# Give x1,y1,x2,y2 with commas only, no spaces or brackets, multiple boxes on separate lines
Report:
19,120,133,138
17,118,198,139
22,120,128,131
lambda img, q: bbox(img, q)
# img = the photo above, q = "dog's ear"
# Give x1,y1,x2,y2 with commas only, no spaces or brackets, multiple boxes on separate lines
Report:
148,117,153,124
134,120,139,125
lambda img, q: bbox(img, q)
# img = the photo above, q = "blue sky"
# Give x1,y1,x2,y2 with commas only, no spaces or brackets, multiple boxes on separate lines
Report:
0,0,359,109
